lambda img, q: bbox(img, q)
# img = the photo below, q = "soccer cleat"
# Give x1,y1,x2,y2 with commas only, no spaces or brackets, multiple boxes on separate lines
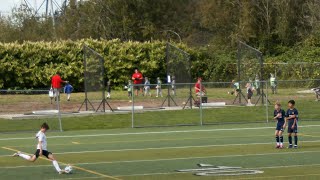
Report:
279,144,284,149
294,145,298,149
275,144,280,149
59,170,66,174
12,152,20,157
288,145,293,149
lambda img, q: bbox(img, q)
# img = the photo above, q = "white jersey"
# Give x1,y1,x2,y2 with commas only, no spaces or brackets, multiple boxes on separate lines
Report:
36,131,47,150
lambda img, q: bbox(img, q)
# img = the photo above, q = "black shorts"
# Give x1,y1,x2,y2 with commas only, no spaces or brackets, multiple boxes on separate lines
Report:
287,123,298,133
133,86,141,90
247,91,253,99
34,149,52,159
276,122,285,131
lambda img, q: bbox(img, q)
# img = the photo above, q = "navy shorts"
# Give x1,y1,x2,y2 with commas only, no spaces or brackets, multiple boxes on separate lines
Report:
34,149,52,159
287,124,298,133
276,123,285,131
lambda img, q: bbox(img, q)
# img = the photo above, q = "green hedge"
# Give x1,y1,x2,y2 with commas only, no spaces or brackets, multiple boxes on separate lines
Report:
0,39,319,90
0,39,237,90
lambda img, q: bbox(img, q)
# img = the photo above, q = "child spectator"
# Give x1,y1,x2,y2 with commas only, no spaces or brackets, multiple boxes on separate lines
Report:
245,79,254,106
64,82,73,101
106,80,111,99
156,77,163,97
171,76,176,96
127,80,133,98
49,87,54,104
229,80,240,96
270,73,277,94
144,77,151,97
254,75,261,96
195,77,206,97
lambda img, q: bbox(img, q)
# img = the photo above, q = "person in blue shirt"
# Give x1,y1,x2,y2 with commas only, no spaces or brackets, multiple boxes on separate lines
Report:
64,82,73,101
273,102,286,149
284,100,299,148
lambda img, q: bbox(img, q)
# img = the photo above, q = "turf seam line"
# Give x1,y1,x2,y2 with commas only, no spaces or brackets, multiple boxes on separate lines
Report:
1,124,320,141
1,146,122,180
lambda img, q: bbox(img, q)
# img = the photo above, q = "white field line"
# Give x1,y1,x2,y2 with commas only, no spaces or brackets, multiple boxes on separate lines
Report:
47,140,320,155
5,132,318,148
0,124,320,141
49,177,108,180
115,163,320,177
2,150,320,169
1,140,320,158
75,150,320,165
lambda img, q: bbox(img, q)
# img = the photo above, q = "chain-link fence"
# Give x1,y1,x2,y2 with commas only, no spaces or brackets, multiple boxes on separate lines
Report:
130,79,320,127
0,79,319,132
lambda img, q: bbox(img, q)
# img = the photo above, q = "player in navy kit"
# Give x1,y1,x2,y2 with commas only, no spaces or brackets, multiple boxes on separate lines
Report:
273,102,286,149
284,100,299,149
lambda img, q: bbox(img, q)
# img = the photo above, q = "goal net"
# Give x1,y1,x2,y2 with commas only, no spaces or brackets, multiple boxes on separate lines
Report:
79,45,111,112
237,41,266,104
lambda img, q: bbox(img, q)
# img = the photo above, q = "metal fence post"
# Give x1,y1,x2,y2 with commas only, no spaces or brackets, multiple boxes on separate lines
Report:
265,80,269,123
131,84,135,128
200,82,203,126
56,95,63,132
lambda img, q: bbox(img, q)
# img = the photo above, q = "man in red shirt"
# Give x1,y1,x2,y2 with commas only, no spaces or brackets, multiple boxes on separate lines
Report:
51,72,68,101
131,68,144,96
195,77,206,96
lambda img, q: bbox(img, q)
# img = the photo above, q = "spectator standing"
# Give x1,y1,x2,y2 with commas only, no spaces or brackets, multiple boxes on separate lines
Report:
245,79,254,106
195,77,206,97
144,77,151,97
51,72,67,101
270,73,277,94
171,76,176,96
127,80,133,98
156,77,163,97
106,80,111,99
254,75,261,96
131,68,144,96
64,82,73,101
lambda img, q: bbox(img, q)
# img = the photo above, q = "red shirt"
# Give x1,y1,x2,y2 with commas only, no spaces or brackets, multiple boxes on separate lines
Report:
195,82,205,93
51,74,64,88
132,72,143,84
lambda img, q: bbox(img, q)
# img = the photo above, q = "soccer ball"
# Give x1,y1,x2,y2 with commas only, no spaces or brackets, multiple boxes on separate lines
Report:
64,165,73,174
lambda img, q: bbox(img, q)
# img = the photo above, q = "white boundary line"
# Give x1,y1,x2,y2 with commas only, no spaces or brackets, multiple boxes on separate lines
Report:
46,140,320,154
2,150,320,169
75,150,320,165
115,163,320,177
1,140,320,157
0,124,320,141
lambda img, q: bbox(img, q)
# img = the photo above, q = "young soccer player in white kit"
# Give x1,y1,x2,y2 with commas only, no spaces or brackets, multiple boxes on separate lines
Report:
13,123,66,174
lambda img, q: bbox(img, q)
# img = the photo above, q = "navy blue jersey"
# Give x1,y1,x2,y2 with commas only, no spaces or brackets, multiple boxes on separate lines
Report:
274,109,285,123
286,108,299,123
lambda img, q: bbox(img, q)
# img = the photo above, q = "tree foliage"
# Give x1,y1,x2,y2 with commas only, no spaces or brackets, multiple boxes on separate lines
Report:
0,0,320,89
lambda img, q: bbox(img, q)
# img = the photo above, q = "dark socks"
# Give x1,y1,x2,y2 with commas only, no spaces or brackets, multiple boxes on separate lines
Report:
294,136,298,146
288,136,292,145
276,136,279,143
280,136,283,143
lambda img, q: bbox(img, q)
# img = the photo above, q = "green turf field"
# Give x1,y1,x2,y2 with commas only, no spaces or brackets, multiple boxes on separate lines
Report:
1,122,320,180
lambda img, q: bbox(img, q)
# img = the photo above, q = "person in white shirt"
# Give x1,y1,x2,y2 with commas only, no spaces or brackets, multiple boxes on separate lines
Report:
12,123,66,174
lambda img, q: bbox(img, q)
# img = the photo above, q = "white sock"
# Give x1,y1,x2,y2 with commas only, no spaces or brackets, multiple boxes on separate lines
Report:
52,160,62,172
19,153,31,160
